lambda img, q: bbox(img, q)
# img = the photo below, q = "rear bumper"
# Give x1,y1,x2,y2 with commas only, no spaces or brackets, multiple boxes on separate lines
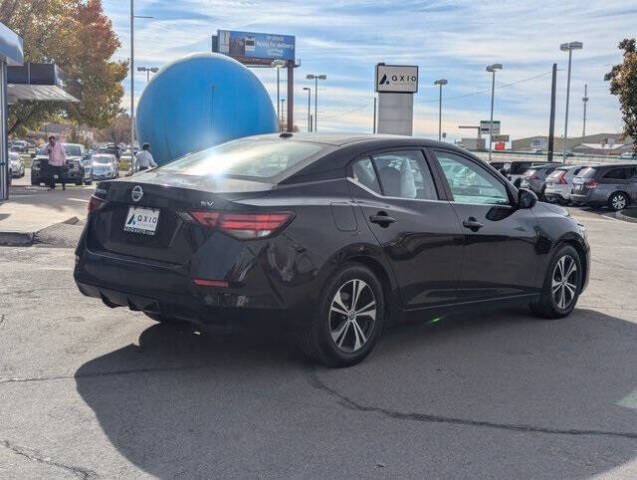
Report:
570,191,605,205
73,246,312,331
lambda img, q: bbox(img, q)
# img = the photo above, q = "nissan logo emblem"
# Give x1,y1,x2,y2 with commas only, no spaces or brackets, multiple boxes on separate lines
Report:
131,185,143,202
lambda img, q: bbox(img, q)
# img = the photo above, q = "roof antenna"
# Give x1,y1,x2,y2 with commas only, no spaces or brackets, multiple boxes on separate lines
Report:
279,132,293,138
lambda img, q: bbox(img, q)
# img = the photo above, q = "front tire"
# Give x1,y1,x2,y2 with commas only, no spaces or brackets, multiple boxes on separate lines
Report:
530,245,582,319
608,191,629,211
299,264,385,367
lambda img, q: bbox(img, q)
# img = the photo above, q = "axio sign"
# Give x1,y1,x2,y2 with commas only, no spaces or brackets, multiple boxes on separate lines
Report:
217,29,295,65
375,64,418,93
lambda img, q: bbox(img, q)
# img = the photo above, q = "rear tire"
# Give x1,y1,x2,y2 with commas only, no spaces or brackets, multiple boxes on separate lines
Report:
530,245,582,319
608,191,629,211
299,264,385,368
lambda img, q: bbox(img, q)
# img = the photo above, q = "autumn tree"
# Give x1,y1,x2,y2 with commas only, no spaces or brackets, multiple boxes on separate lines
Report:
605,38,637,153
0,0,127,135
97,113,131,145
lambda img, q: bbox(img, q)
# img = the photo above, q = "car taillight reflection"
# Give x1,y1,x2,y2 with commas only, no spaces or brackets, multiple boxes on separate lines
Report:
584,180,599,189
188,211,292,239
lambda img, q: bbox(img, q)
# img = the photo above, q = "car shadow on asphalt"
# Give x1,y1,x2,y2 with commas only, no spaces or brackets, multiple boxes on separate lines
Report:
74,307,637,479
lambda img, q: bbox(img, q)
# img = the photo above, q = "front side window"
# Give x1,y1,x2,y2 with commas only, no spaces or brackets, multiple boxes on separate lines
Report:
371,151,438,200
434,150,510,205
162,139,324,180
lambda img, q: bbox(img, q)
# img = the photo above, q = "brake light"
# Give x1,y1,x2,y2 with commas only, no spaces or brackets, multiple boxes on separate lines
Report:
189,211,219,227
558,171,568,185
193,278,229,288
188,211,292,239
87,195,106,213
585,180,599,189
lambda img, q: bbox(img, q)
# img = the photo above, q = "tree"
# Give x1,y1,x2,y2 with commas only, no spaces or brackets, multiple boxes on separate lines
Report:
0,0,127,135
605,38,637,154
97,113,131,145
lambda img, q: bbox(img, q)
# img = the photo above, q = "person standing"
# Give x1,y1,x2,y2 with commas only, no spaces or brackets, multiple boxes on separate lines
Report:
135,143,157,171
46,135,66,190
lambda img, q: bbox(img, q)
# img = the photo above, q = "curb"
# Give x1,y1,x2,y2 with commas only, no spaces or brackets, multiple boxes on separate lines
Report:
0,216,80,247
616,210,637,224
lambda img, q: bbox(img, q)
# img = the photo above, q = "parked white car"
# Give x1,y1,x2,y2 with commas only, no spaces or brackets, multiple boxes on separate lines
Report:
543,165,586,205
9,151,25,178
90,153,119,180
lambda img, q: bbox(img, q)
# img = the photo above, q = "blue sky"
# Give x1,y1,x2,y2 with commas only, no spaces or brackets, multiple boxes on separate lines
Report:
103,0,635,141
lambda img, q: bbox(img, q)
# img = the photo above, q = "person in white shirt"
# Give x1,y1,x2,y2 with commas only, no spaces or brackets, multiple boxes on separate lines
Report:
135,143,157,171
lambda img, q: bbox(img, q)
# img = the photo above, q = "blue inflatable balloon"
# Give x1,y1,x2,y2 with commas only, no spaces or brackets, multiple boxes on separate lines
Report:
136,52,278,166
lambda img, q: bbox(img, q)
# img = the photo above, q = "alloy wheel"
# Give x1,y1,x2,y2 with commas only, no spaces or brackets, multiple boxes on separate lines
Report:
611,194,627,211
329,279,377,353
552,255,578,310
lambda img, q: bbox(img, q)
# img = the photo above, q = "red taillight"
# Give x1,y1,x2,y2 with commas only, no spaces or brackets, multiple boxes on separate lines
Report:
585,180,599,189
188,211,292,239
87,196,106,214
189,211,219,227
193,278,229,288
558,171,568,185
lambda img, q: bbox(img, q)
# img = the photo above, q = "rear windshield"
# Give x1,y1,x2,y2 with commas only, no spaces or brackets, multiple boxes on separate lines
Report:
510,163,531,174
162,139,324,179
578,167,597,178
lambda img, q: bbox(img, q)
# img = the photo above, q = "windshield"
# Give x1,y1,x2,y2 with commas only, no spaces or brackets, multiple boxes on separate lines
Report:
92,155,113,164
64,144,83,156
162,138,324,179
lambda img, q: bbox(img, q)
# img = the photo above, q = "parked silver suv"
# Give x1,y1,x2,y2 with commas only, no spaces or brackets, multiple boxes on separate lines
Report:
570,164,637,211
544,165,585,205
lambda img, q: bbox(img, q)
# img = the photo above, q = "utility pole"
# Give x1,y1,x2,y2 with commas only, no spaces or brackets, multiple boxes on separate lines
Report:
548,63,557,162
582,83,588,138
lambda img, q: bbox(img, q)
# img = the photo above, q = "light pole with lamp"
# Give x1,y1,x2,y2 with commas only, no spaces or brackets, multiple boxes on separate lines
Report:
130,0,153,147
306,74,326,132
433,78,448,142
271,59,287,124
137,66,158,82
302,87,312,132
560,41,583,162
486,63,503,161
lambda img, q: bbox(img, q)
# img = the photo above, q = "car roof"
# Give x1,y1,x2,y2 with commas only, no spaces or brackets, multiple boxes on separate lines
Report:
248,132,465,150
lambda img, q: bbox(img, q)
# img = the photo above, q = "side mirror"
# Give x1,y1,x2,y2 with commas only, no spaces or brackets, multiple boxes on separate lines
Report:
518,188,538,209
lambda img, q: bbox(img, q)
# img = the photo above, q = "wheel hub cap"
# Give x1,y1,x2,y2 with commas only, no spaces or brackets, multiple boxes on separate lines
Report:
329,279,377,353
552,255,578,310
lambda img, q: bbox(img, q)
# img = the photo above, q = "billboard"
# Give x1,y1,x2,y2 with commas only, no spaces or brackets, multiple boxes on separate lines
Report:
217,30,295,65
375,64,418,93
480,120,500,135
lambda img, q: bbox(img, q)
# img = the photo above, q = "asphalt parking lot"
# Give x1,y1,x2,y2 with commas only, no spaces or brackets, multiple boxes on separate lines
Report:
1,207,636,479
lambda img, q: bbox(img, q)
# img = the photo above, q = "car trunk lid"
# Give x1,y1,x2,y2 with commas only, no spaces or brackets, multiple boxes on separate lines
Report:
86,171,274,264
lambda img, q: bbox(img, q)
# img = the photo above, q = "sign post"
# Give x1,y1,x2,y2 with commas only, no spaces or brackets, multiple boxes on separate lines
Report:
375,64,418,135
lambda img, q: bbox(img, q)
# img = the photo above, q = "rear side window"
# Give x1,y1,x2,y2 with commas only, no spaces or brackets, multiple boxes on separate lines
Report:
372,151,438,200
351,157,381,194
578,167,597,178
604,168,628,180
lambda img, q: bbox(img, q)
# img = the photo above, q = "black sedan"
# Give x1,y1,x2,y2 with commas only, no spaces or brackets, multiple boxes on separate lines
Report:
74,134,590,367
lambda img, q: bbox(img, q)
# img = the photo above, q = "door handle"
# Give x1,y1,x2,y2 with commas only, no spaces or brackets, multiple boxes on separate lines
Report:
462,217,484,231
369,213,397,226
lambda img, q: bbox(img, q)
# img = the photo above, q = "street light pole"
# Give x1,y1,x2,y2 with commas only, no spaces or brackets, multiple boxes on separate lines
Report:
129,0,153,147
434,79,448,142
130,0,134,147
137,66,159,82
303,87,312,132
271,60,286,126
560,41,583,162
582,83,588,138
486,64,503,161
306,74,326,132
